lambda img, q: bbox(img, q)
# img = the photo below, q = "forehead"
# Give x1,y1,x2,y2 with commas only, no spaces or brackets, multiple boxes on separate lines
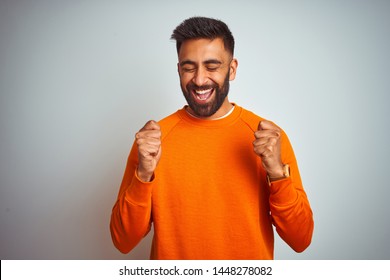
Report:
178,38,229,62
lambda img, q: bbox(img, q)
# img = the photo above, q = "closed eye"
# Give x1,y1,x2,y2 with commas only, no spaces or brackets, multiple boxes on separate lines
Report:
206,66,219,71
182,67,196,73
205,60,222,72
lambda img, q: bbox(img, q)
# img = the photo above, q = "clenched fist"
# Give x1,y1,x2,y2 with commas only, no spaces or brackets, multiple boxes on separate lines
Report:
253,120,284,179
135,120,162,182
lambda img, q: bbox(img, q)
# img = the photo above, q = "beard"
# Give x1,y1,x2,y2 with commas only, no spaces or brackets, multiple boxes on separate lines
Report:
181,71,230,117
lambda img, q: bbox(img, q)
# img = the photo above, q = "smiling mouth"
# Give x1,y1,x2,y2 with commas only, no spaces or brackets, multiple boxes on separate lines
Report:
193,88,214,101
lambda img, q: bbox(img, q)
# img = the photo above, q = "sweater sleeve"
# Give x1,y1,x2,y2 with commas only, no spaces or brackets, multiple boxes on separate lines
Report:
268,131,314,253
110,142,153,254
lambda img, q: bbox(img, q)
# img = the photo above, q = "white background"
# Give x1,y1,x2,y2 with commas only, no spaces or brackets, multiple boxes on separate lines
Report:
1,0,389,259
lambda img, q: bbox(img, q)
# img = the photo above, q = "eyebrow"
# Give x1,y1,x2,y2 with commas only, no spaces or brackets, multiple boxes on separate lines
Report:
179,59,223,67
204,59,222,65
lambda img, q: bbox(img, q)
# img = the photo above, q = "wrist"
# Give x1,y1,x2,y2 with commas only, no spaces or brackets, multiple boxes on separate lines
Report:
136,168,154,183
267,164,290,183
266,163,284,179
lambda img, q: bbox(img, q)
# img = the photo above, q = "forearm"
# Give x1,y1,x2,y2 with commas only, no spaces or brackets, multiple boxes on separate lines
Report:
110,142,154,254
269,178,314,252
110,174,153,253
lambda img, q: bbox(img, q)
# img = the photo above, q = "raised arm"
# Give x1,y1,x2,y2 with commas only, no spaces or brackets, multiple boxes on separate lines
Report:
110,121,161,253
253,120,314,252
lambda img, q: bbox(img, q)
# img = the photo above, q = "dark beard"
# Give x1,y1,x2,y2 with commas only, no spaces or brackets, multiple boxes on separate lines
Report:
181,71,230,117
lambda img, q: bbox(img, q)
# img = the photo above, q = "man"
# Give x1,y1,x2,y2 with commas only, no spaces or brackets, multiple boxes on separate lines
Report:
110,16,314,260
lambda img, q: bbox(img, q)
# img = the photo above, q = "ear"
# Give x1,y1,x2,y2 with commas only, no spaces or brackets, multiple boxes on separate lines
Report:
229,58,238,81
177,62,181,77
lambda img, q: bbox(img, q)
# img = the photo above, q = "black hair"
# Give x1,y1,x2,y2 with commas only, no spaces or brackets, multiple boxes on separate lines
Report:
171,16,235,56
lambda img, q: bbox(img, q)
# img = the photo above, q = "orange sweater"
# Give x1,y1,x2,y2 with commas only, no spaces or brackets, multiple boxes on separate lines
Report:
110,105,313,259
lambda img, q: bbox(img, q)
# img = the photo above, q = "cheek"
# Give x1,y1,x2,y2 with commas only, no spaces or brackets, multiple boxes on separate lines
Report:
209,69,229,83
211,75,226,88
179,74,193,87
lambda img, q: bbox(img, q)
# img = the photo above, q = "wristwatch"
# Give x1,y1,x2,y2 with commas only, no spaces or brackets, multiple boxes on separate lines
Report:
267,164,290,185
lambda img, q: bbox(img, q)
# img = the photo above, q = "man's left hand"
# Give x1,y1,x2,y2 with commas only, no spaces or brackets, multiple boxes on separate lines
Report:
253,120,284,179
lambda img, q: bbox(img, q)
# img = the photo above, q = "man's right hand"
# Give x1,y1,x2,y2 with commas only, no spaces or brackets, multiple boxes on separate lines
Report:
135,120,162,182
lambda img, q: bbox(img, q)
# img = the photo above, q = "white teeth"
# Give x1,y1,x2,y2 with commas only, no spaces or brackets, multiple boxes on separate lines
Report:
195,89,212,95
193,88,213,101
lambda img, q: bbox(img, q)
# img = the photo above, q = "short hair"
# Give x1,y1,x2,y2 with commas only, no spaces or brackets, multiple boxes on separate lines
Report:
171,16,235,56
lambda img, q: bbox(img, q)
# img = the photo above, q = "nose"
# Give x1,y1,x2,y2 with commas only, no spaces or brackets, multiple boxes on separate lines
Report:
192,67,208,86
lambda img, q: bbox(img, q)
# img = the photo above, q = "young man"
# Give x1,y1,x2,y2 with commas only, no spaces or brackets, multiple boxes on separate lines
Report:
110,17,314,260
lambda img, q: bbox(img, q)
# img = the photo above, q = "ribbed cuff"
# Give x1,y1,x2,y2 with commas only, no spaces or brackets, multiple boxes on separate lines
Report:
269,177,298,206
124,170,154,206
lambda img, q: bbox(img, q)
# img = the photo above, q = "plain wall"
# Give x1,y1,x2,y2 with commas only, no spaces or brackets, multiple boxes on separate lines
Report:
1,0,389,259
